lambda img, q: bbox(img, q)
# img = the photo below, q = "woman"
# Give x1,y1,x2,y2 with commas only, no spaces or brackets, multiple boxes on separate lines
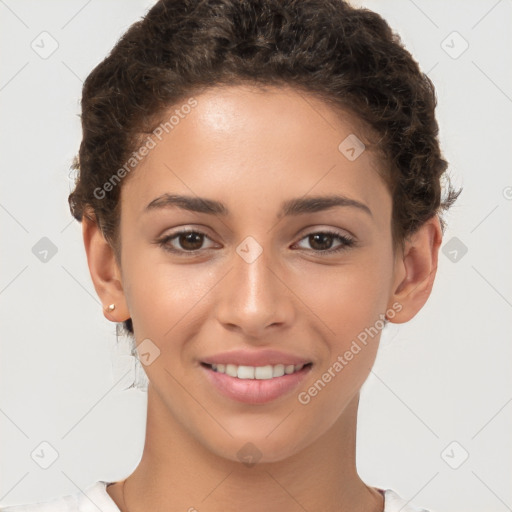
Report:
2,0,459,510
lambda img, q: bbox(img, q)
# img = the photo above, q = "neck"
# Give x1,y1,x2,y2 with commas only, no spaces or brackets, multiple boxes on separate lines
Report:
114,386,383,512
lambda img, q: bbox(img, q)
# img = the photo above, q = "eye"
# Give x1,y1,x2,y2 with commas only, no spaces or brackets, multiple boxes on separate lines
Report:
156,228,356,256
293,230,355,254
157,229,216,254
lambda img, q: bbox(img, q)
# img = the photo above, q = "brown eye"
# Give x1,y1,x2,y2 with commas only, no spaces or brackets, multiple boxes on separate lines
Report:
294,230,355,254
177,232,204,251
158,230,216,254
308,233,335,251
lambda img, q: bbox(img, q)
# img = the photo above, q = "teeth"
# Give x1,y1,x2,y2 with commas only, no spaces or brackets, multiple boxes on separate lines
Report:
238,365,255,379
254,365,272,379
272,364,285,377
226,364,238,378
209,362,307,380
285,365,295,375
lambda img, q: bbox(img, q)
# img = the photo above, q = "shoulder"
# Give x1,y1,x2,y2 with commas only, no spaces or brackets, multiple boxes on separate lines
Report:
0,481,120,512
382,488,434,512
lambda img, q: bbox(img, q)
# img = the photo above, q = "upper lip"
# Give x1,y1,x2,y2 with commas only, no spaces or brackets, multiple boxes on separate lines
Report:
201,349,311,367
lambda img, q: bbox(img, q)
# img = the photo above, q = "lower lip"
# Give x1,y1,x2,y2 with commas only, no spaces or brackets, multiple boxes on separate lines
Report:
201,364,312,404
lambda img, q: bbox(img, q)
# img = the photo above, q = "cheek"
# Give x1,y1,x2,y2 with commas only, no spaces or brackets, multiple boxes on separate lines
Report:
123,253,218,346
298,256,393,342
294,262,391,427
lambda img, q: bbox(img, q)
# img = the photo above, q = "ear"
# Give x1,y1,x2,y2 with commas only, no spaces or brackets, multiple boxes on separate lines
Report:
386,215,443,324
82,210,130,323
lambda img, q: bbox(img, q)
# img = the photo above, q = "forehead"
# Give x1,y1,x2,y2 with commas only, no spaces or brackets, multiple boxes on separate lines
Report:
120,84,390,220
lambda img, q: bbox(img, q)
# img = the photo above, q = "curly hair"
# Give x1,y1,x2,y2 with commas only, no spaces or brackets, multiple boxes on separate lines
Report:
68,0,461,337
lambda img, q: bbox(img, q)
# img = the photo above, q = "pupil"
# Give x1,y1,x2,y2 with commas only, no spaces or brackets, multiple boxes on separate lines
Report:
310,233,332,251
181,232,203,250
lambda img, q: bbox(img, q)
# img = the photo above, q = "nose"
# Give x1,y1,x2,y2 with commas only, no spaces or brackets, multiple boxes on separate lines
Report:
215,242,296,339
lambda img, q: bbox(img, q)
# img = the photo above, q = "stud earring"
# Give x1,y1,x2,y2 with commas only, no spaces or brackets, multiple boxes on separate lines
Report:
106,304,116,312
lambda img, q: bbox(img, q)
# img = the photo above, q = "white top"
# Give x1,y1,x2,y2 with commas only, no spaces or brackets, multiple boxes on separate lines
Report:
0,481,433,512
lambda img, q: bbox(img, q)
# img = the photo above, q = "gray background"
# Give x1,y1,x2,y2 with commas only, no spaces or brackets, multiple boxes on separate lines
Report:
1,1,511,511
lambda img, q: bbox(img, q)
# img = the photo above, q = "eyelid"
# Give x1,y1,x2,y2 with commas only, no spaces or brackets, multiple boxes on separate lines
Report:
294,224,355,241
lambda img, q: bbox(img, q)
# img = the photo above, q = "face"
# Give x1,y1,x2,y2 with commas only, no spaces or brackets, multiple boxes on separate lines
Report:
116,84,399,463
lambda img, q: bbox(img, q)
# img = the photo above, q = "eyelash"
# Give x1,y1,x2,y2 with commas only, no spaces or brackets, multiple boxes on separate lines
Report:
156,229,356,256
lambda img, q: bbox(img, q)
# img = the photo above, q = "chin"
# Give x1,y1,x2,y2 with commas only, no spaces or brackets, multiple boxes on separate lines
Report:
199,428,313,466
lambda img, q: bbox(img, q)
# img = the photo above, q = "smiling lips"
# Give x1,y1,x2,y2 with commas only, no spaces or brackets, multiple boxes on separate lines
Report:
200,349,313,403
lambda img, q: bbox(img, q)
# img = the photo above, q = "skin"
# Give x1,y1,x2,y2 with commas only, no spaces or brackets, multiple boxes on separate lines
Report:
82,84,442,512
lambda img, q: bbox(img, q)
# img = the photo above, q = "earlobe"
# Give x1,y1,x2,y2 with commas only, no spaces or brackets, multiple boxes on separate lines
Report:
81,211,130,323
387,216,443,324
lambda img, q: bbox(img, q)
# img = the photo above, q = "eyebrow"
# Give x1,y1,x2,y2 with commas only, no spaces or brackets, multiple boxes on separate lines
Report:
144,193,372,218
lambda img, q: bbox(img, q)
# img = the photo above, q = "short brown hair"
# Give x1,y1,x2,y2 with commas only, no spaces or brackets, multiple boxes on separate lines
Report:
68,0,461,336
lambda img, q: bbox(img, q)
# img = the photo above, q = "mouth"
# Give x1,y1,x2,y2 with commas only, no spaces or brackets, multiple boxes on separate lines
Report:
200,362,313,404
